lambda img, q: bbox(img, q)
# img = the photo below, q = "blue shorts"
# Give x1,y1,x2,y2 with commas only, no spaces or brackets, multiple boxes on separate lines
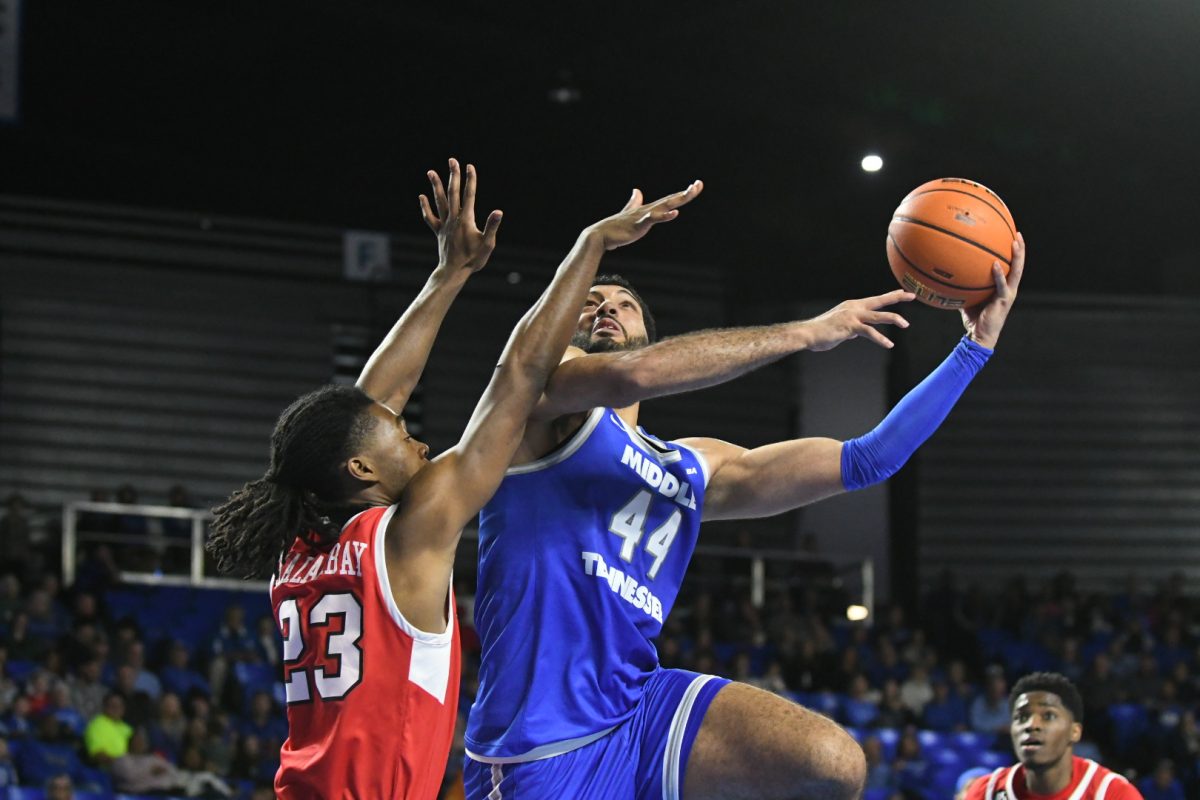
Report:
464,668,729,800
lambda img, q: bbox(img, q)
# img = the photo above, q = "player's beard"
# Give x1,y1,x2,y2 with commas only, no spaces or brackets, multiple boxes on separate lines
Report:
570,329,650,353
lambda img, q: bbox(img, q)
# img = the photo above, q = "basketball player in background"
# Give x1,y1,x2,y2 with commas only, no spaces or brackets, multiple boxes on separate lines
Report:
963,672,1142,800
464,236,1025,800
206,158,704,799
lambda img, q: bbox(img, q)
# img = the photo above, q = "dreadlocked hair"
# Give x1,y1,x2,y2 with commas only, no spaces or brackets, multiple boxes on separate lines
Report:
207,384,377,580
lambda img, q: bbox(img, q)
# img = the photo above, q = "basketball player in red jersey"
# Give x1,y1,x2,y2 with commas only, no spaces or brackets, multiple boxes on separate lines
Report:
964,672,1142,800
206,159,703,799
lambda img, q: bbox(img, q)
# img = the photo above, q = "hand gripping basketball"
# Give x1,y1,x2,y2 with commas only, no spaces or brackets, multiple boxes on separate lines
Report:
961,232,1026,350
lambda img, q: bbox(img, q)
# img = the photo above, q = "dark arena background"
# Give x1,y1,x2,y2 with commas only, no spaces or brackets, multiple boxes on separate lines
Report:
1,2,1199,799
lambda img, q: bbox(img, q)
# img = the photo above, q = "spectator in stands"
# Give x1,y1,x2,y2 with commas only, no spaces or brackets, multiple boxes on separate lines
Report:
5,611,51,663
202,712,236,775
123,640,162,699
146,691,187,761
0,649,16,711
113,663,154,728
240,689,287,751
111,727,233,798
922,679,967,732
970,669,1012,742
47,681,86,738
44,773,75,800
58,618,102,672
161,639,210,699
947,659,977,704
870,639,908,687
0,493,33,574
1130,653,1165,705
0,738,18,787
0,695,32,738
114,484,148,536
72,544,119,595
83,692,133,764
253,614,279,668
1139,758,1186,800
875,678,914,730
862,735,894,793
0,575,20,627
67,658,106,723
892,726,928,795
207,604,257,707
230,733,278,786
900,663,934,716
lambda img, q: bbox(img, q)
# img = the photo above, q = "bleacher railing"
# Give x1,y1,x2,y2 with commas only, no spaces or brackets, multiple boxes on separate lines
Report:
63,502,874,620
62,501,269,591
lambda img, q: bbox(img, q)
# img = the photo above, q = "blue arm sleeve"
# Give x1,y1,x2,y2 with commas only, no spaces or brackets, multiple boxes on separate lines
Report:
841,335,992,491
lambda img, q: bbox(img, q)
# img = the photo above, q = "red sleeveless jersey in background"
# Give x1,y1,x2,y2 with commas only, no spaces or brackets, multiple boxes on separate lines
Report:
269,504,461,800
965,755,1143,800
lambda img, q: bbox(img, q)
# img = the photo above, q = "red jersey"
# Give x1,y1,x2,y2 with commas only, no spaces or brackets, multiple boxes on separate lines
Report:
965,756,1143,800
269,505,461,800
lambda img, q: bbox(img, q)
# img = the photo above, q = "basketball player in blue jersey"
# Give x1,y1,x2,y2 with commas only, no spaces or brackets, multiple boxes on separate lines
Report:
464,235,1026,800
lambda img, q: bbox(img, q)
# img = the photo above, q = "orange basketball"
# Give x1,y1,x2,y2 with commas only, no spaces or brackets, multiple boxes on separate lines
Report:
886,178,1016,309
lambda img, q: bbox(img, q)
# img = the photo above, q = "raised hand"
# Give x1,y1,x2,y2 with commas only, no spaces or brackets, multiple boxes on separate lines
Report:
419,158,503,273
802,289,915,351
585,181,704,251
961,232,1026,349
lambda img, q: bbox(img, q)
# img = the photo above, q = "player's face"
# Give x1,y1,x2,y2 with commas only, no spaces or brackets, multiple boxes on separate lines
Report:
359,403,430,499
1010,691,1080,770
574,285,649,353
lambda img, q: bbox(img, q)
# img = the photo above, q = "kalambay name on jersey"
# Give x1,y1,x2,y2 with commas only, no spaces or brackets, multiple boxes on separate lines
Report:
467,407,709,761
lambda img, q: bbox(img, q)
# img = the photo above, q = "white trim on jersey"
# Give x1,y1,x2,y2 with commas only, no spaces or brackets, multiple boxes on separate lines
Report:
661,674,716,800
507,407,606,475
373,503,456,703
983,767,1002,800
670,439,711,488
465,724,618,765
998,760,1101,800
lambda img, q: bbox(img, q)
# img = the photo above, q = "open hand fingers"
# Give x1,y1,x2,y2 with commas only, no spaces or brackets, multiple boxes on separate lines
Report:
864,310,910,329
647,180,704,214
427,169,449,220
418,194,441,232
446,158,462,218
481,209,503,250
858,322,896,350
865,289,916,308
621,189,644,213
462,163,478,223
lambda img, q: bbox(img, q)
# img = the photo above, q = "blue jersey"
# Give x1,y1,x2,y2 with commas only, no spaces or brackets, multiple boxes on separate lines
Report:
466,407,709,761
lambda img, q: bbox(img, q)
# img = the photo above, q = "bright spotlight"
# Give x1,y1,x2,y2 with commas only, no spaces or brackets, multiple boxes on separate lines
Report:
846,604,869,622
860,154,883,173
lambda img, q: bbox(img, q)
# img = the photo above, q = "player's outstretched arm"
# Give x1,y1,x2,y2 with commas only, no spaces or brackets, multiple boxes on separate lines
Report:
406,181,704,535
356,158,502,412
688,235,1026,522
531,290,915,420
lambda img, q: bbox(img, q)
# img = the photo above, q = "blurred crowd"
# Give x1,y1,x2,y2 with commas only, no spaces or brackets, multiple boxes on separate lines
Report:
2,494,1197,800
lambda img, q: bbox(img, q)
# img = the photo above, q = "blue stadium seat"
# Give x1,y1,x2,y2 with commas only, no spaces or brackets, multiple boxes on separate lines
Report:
927,746,964,770
15,741,84,788
975,749,1011,769
808,691,842,718
950,730,987,755
916,729,947,750
5,659,38,683
6,788,46,800
862,789,890,800
842,698,879,728
874,727,900,762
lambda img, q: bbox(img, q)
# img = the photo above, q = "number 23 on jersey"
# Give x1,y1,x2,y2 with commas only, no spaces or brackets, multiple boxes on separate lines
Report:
278,592,364,703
